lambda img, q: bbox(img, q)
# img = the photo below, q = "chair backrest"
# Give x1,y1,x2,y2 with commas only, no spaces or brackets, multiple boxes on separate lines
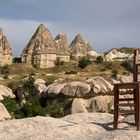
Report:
133,49,139,82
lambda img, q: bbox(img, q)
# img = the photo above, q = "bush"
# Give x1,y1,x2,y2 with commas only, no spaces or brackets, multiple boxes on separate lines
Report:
121,60,133,72
2,96,19,115
96,56,103,63
54,57,64,66
78,57,92,69
1,64,9,75
13,57,21,63
65,70,78,74
111,69,118,79
104,62,113,70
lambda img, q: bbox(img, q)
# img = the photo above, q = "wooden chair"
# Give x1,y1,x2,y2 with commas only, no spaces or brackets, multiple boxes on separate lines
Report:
114,49,140,130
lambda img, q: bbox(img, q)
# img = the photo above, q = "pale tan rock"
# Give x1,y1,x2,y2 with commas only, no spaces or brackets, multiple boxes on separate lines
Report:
61,81,91,97
34,78,47,93
0,103,11,120
0,113,139,140
103,48,131,61
71,96,113,114
0,85,15,100
86,76,113,94
54,33,70,62
21,24,70,68
71,98,90,114
0,28,13,66
69,34,93,58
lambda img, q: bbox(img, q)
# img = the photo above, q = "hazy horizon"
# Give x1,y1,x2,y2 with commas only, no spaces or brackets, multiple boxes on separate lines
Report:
0,0,140,57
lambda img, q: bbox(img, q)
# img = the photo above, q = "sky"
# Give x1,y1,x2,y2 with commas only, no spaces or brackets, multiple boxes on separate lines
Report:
0,0,140,57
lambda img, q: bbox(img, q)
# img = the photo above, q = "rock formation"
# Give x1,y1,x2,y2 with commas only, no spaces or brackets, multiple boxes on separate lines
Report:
0,28,13,66
69,34,92,58
54,33,70,62
0,103,11,120
0,84,15,100
0,113,140,139
103,48,132,61
21,24,70,68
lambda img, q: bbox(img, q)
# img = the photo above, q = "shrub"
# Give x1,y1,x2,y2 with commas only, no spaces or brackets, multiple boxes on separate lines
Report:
78,57,92,69
54,57,64,66
1,64,9,75
2,96,19,115
96,56,103,63
13,57,21,63
65,70,78,74
111,69,118,79
121,60,133,72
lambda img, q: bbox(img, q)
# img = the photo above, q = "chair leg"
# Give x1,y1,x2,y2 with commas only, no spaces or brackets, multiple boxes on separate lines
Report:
114,86,119,129
136,84,140,130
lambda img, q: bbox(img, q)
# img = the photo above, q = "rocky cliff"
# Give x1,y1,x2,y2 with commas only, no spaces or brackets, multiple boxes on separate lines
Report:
0,28,13,66
69,34,92,58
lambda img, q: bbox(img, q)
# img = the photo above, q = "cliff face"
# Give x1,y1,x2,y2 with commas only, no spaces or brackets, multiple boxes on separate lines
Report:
69,34,92,58
0,28,13,66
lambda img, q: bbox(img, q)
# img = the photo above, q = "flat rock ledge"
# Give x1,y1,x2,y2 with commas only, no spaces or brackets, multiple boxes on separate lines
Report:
0,113,139,140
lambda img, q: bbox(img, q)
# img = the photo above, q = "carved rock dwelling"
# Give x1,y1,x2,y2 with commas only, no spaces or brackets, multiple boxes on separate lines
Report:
69,34,92,58
21,24,70,68
0,28,13,66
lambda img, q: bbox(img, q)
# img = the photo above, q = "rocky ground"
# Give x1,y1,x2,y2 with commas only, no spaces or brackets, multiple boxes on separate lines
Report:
0,113,139,140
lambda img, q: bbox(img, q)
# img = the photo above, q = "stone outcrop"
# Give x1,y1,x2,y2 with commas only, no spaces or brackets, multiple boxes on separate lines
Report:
0,84,15,100
54,33,70,62
71,96,113,114
34,78,47,94
0,103,11,121
0,113,140,140
69,34,92,58
0,28,13,66
86,76,113,94
21,24,70,68
103,48,132,61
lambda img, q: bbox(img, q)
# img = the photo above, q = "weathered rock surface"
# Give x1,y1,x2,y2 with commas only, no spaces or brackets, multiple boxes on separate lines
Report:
54,33,70,62
61,81,91,97
0,103,11,120
0,28,13,66
34,78,47,94
71,96,113,114
0,113,139,140
86,76,113,94
21,24,70,68
0,85,15,100
69,34,92,58
103,48,132,61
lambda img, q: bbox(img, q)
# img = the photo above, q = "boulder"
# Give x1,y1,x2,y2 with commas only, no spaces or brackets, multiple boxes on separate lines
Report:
47,83,66,96
0,85,15,100
0,103,11,121
71,98,90,114
71,96,113,114
34,78,47,94
0,28,13,66
86,76,113,94
61,81,91,97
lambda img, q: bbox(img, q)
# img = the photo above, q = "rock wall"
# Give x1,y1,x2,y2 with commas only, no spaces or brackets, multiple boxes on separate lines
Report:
0,28,13,66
